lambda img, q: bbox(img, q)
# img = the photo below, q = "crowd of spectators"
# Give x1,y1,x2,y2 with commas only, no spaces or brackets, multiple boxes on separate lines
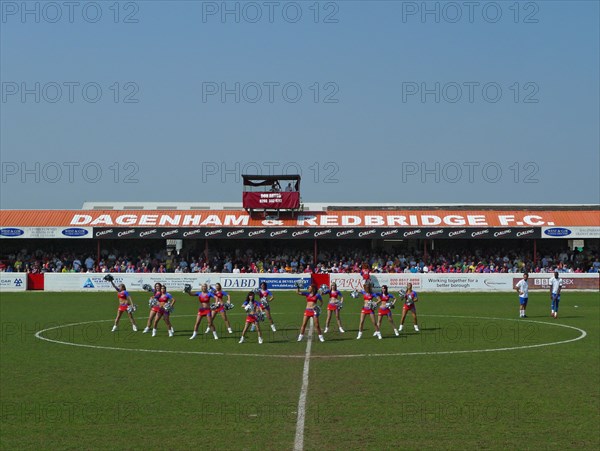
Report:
2,244,599,275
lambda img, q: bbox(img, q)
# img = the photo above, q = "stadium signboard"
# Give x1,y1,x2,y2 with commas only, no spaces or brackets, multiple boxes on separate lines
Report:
330,273,599,292
0,273,27,292
0,227,92,239
40,273,599,292
43,273,311,292
541,226,600,239
1,209,598,229
88,227,541,240
516,275,600,291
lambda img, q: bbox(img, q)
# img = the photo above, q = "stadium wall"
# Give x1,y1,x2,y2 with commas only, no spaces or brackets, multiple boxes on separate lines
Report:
1,273,597,293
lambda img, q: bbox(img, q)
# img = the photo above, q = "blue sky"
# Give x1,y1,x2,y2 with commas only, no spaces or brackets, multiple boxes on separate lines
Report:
1,0,598,209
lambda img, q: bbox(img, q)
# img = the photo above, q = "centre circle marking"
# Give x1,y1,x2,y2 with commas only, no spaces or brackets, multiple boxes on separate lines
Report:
34,314,587,359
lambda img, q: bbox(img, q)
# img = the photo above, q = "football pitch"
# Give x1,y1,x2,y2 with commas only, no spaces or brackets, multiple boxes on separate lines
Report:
1,290,598,450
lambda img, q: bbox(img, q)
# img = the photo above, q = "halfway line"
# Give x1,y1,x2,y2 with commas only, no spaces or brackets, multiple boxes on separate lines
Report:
294,318,313,451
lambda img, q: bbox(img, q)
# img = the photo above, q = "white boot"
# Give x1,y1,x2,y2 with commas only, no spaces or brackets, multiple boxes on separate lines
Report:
258,336,263,344
151,329,157,337
111,325,117,332
189,332,197,340
142,327,150,334
414,325,420,332
168,329,174,337
205,327,210,334
394,329,399,336
339,327,345,333
398,325,403,332
376,331,382,340
239,336,245,344
318,335,325,342
132,325,138,332
324,327,329,334
356,331,362,340
271,324,276,332
227,327,233,334
213,331,219,340
297,334,304,342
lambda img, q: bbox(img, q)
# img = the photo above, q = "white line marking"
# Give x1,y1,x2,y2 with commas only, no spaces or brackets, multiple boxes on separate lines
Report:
294,318,313,451
34,315,587,360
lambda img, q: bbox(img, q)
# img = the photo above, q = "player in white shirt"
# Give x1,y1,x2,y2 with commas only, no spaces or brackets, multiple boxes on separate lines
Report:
549,271,564,318
515,273,529,318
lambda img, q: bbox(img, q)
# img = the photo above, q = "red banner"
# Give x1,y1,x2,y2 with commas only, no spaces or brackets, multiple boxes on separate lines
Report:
242,192,300,209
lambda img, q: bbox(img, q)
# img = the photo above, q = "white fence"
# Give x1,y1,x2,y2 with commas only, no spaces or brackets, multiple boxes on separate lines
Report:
0,272,597,293
329,273,599,292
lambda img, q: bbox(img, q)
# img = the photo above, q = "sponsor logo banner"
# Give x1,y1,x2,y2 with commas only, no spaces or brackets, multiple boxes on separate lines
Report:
0,227,92,239
259,277,311,290
91,227,542,239
542,226,600,239
35,272,600,293
517,275,600,291
44,273,312,292
45,274,210,292
0,273,27,292
330,273,598,292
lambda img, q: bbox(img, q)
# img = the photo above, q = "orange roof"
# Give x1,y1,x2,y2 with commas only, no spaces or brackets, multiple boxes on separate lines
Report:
1,209,599,228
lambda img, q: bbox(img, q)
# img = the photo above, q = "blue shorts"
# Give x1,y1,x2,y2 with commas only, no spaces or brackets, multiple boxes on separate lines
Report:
519,297,528,306
551,293,561,301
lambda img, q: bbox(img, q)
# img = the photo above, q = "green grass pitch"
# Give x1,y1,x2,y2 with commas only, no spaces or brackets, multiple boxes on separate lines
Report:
1,290,598,450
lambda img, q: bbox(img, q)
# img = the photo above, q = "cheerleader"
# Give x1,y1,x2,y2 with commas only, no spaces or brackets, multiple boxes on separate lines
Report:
239,291,264,344
376,285,399,336
143,282,162,334
322,282,345,334
356,281,382,340
151,285,176,337
108,279,138,332
187,283,218,340
206,283,233,334
258,282,277,332
399,282,420,332
296,284,325,342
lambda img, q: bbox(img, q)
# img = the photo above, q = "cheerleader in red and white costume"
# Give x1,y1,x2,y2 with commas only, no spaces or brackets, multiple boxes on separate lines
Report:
258,282,277,332
206,283,233,334
356,281,382,340
296,284,325,342
399,282,420,332
143,282,162,334
239,291,264,344
187,283,218,340
109,279,138,332
151,285,176,337
323,282,345,334
375,285,399,336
